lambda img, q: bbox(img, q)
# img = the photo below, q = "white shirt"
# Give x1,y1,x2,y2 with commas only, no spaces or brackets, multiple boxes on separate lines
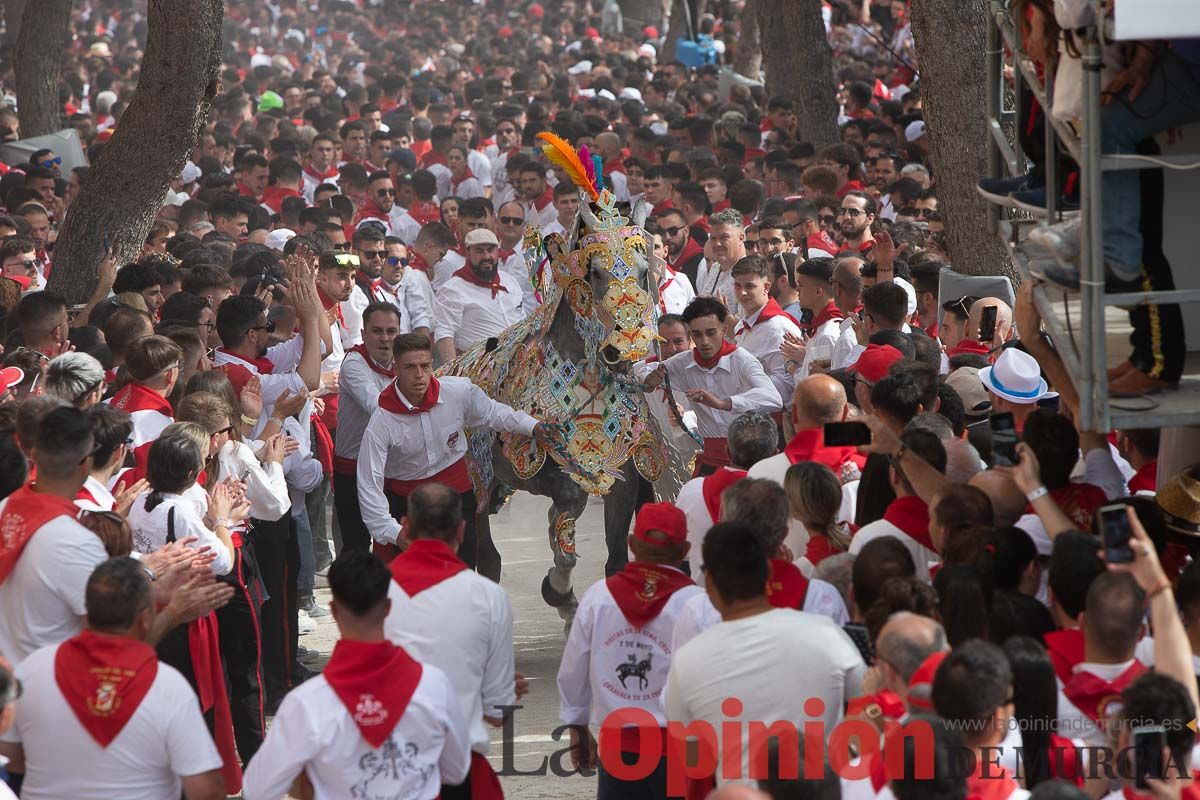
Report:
431,250,466,293
1056,658,1140,748
128,491,234,577
734,303,804,408
658,267,695,315
449,175,485,199
75,474,116,513
432,270,527,353
3,642,223,800
522,194,558,232
558,572,703,735
498,249,540,317
798,316,845,380
637,361,699,458
357,378,538,544
656,347,782,439
282,407,325,516
213,340,312,438
831,316,863,371
666,608,866,785
217,439,290,522
428,162,453,199
694,261,738,315
334,349,396,463
848,514,937,584
0,507,108,665
242,661,471,800
670,591,723,652
356,205,421,245
301,168,339,202
385,569,515,754
467,150,492,188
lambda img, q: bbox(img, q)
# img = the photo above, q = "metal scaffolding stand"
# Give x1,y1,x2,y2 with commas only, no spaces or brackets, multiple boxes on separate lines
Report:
983,0,1200,431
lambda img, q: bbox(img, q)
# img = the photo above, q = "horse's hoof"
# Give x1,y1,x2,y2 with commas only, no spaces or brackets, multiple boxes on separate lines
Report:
541,575,575,607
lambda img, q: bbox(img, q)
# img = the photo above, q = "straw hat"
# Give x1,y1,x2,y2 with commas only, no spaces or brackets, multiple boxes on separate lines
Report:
1157,463,1200,536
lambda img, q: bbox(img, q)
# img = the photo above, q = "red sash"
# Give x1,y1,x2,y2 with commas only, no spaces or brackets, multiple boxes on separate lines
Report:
692,340,737,370
188,612,242,792
1128,461,1158,494
947,338,991,358
110,381,173,417
54,630,158,747
881,496,935,552
311,412,334,475
452,266,508,298
380,378,439,414
323,639,423,748
735,298,801,336
607,563,693,628
384,460,472,495
469,751,504,800
701,467,747,522
0,484,79,583
389,538,468,596
347,344,396,379
766,558,809,610
1044,628,1085,684
1062,660,1147,723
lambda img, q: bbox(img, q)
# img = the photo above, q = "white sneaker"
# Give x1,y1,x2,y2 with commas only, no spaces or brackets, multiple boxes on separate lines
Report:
297,610,316,635
1025,217,1081,262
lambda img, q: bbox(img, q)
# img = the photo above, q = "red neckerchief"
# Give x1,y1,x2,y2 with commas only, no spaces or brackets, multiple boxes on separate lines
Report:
408,250,431,274
736,298,801,336
669,237,704,272
847,688,906,720
323,639,423,748
1044,628,1085,684
602,160,626,178
371,278,402,301
311,412,334,474
450,167,476,193
711,198,731,213
236,181,259,201
808,299,845,335
835,179,866,198
606,563,694,628
110,381,173,417
354,199,391,226
783,427,867,476
54,630,158,747
1128,461,1158,494
0,484,80,583
692,340,737,370
805,230,839,257
532,187,554,212
1063,660,1147,723
379,378,440,415
882,496,935,551
498,246,516,261
304,163,338,182
651,198,674,216
216,348,275,376
316,285,345,326
701,467,747,522
408,200,441,226
452,266,508,298
805,534,840,566
658,267,679,313
836,238,875,257
260,185,301,214
389,538,468,595
1048,733,1084,787
419,150,447,169
766,558,809,610
947,338,992,358
966,761,1022,800
354,268,377,292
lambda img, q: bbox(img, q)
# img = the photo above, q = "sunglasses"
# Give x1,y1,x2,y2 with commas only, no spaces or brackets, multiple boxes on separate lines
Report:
41,157,62,167
498,216,525,226
247,320,277,334
377,188,396,196
333,242,352,252
662,225,686,237
838,208,866,218
5,258,40,272
334,253,361,267
360,250,385,260
199,320,216,331
386,256,409,267
819,214,837,225
216,425,235,436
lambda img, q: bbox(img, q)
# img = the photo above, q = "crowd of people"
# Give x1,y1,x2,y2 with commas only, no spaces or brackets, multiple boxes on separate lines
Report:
0,0,1195,798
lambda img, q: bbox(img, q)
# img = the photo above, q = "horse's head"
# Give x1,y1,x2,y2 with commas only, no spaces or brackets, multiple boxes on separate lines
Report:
570,193,657,366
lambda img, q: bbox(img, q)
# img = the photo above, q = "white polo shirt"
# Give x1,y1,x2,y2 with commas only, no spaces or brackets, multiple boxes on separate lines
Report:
384,570,515,754
657,347,783,439
242,663,471,800
431,269,526,353
2,642,223,800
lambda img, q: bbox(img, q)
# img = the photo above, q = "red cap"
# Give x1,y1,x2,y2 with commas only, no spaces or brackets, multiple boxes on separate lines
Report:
643,25,659,38
633,502,688,546
528,3,544,18
585,26,600,38
0,366,24,394
906,650,948,710
847,344,904,384
497,26,513,38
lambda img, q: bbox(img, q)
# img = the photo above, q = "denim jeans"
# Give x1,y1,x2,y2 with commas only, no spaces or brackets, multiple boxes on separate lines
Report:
1102,51,1200,279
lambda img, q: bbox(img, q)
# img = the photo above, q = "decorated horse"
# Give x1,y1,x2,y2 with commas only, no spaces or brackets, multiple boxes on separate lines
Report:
438,133,688,628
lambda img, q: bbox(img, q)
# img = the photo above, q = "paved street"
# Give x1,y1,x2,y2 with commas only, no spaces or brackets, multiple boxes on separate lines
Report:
303,491,607,799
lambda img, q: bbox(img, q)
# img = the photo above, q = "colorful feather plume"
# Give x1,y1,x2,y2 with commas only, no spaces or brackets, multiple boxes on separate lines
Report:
537,131,599,201
578,144,596,186
592,155,605,193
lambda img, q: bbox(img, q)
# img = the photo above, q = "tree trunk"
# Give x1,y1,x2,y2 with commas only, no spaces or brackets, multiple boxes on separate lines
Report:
758,0,840,147
49,0,224,304
4,0,27,47
663,0,706,63
731,0,763,79
13,0,72,138
909,0,1013,277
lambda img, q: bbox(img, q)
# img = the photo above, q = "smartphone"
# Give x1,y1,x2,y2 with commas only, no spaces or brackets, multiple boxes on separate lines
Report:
823,421,872,447
989,412,1018,467
1133,725,1166,790
978,305,998,344
1100,503,1135,564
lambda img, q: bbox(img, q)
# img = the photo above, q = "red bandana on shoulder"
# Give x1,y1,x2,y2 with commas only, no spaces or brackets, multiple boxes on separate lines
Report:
693,340,737,370
453,266,508,298
1062,660,1147,723
110,382,173,416
347,344,395,379
324,639,423,748
0,484,80,584
379,379,439,415
882,496,935,551
1044,628,1085,684
808,300,845,334
389,538,468,595
766,558,809,610
54,630,158,747
735,298,800,336
606,562,693,628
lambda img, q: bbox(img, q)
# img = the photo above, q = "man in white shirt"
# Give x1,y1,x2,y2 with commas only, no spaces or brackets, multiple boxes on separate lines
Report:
76,404,136,513
0,558,226,800
431,199,496,291
557,503,701,798
300,133,340,201
346,227,431,337
357,333,552,565
666,521,865,789
644,297,782,476
694,209,747,316
731,255,803,408
244,549,470,800
432,228,526,363
792,257,847,379
384,483,516,799
539,182,581,240
516,162,557,232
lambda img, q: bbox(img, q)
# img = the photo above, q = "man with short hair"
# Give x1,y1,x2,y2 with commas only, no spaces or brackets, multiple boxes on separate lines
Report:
301,133,339,201
76,403,132,513
644,297,782,476
242,549,470,799
0,558,226,800
557,503,701,797
731,256,803,406
236,154,270,202
112,262,165,313
45,352,105,410
643,165,674,217
209,196,249,241
259,157,303,215
0,236,41,291
694,208,748,315
431,198,495,290
837,191,876,256
517,162,556,231
432,228,526,361
339,120,368,167
540,182,581,240
792,257,847,378
657,208,705,288
384,483,516,798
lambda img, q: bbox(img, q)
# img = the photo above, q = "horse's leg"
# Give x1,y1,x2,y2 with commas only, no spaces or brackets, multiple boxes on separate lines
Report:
475,509,501,582
539,482,587,634
602,461,642,577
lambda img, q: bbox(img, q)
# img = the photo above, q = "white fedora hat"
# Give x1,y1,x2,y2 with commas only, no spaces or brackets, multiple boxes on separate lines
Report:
978,348,1050,404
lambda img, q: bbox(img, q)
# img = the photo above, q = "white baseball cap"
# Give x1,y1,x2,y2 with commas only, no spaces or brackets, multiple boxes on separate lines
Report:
463,229,500,248
904,120,926,143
